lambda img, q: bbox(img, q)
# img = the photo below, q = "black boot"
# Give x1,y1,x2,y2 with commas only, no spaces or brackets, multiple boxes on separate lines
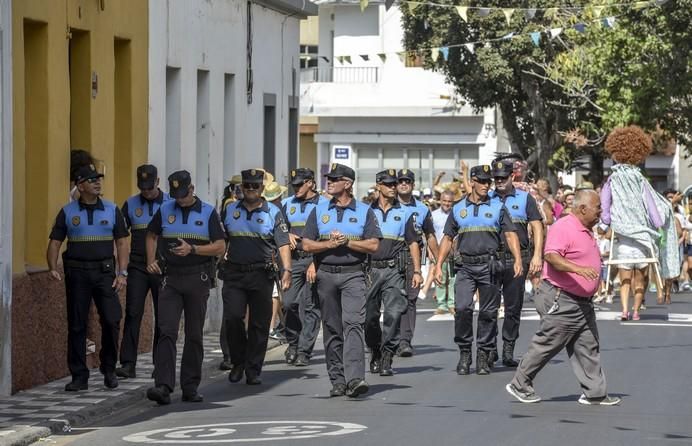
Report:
370,349,382,374
380,352,393,376
488,349,498,370
115,363,136,379
285,345,298,365
502,342,519,367
456,349,472,375
476,349,491,375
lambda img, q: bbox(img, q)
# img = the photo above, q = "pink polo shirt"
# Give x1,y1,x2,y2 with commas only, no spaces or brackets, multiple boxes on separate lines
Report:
542,214,601,298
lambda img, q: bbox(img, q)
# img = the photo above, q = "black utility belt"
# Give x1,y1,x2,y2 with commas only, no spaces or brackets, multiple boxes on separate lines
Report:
227,263,270,273
166,262,213,276
456,253,499,265
371,259,398,269
318,264,363,274
64,257,114,271
292,250,312,260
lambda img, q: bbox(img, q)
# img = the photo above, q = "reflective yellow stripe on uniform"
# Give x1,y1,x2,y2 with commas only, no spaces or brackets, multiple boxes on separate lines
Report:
227,231,273,239
457,227,499,234
69,236,115,242
162,234,211,241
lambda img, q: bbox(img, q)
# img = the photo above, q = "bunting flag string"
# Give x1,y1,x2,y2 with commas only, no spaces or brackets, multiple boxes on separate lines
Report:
392,0,668,15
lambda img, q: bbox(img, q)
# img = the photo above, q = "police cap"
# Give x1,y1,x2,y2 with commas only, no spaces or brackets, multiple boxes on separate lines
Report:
376,169,398,184
74,164,104,184
137,164,158,190
290,168,315,186
324,163,355,181
168,170,192,199
241,169,265,185
397,169,415,182
491,160,513,178
470,165,492,181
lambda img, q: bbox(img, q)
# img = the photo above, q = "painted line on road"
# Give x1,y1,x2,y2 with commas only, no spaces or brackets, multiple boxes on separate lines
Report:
668,313,692,322
427,311,624,322
621,322,692,327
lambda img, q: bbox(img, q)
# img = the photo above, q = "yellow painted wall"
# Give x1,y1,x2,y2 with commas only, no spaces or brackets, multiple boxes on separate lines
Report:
12,0,148,272
300,17,319,46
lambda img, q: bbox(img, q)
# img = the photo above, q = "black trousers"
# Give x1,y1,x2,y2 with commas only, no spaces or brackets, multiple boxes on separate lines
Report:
119,264,162,367
283,257,321,356
154,272,210,394
64,267,122,383
500,258,530,344
399,263,418,344
454,263,502,351
365,267,407,354
222,269,274,378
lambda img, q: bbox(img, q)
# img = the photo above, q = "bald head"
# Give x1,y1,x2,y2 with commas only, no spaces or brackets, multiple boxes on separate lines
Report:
572,189,601,228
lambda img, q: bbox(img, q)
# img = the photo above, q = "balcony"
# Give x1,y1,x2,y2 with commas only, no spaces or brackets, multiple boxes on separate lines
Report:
300,66,380,84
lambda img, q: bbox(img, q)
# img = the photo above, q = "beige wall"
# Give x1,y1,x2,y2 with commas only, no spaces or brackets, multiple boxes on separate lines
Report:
300,16,319,46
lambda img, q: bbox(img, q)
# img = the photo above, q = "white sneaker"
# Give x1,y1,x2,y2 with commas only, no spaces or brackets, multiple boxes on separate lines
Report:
682,282,691,291
593,293,605,303
498,305,505,319
578,394,621,406
506,383,541,403
418,290,427,300
605,295,614,304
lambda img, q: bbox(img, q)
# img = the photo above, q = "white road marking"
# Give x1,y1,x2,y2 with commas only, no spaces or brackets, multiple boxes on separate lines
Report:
621,323,692,327
426,311,624,322
668,313,692,322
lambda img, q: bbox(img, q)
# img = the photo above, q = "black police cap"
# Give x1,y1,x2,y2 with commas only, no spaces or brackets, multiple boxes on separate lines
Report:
241,168,264,184
74,164,104,184
376,169,398,184
324,163,355,181
137,164,158,189
397,169,415,182
168,170,192,199
470,165,492,181
491,160,513,178
290,168,315,185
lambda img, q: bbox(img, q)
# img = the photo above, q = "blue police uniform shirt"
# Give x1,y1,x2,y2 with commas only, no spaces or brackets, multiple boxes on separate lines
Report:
122,190,171,259
370,201,418,260
49,198,129,261
401,197,435,238
147,197,225,267
281,193,328,252
443,195,516,257
302,197,383,265
489,187,542,251
223,199,290,265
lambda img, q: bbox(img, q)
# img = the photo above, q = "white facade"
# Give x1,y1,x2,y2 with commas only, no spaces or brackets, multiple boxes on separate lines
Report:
300,1,509,194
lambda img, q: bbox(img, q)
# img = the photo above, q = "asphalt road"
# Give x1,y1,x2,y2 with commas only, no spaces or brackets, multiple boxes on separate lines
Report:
40,293,692,446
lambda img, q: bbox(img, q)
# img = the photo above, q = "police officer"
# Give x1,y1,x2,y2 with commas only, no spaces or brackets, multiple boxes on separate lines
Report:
490,160,543,367
221,169,292,385
47,164,129,391
116,165,170,379
145,171,226,405
281,168,327,367
434,165,522,375
302,163,382,398
396,169,438,356
365,169,422,377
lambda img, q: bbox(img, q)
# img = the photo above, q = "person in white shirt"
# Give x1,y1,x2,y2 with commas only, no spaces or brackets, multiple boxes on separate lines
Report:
431,190,457,314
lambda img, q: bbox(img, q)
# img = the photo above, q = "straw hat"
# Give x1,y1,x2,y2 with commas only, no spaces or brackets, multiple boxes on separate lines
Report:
262,181,287,201
227,174,242,185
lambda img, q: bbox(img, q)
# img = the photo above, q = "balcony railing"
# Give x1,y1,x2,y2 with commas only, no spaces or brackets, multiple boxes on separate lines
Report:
300,67,380,84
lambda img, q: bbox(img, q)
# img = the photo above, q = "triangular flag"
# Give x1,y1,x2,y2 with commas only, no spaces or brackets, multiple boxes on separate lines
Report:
549,28,563,39
592,6,604,18
397,52,407,63
633,1,650,10
530,32,541,46
477,8,490,17
440,47,449,61
431,48,440,62
407,2,422,13
320,56,330,63
544,7,558,19
502,8,515,26
378,53,387,63
343,56,352,64
360,54,369,61
360,0,368,12
455,6,468,22
573,23,586,33
337,56,344,64
385,0,395,9
525,8,537,19
464,43,475,54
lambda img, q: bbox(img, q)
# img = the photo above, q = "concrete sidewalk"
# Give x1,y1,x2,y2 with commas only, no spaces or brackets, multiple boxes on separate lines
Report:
0,333,282,446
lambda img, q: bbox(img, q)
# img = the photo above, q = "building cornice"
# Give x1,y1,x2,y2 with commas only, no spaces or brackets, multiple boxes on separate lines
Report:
254,0,318,18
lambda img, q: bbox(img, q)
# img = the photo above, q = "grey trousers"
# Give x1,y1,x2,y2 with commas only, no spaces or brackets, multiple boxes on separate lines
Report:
283,257,321,356
317,269,366,386
364,266,408,354
510,280,607,399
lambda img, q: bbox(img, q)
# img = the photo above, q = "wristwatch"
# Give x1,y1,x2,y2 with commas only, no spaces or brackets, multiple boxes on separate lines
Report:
118,270,128,278
190,244,197,255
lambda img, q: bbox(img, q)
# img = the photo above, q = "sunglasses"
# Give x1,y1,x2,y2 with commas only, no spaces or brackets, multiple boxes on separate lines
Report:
493,176,510,182
242,183,261,190
473,178,492,185
379,182,397,188
398,179,413,185
293,180,312,187
82,177,101,184
327,177,347,183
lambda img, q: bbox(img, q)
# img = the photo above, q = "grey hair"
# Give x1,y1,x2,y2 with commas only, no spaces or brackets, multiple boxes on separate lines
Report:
573,189,599,208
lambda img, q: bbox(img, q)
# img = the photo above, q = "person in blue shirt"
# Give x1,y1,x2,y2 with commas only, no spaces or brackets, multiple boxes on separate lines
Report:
116,164,170,379
281,168,327,367
434,165,523,376
365,169,422,377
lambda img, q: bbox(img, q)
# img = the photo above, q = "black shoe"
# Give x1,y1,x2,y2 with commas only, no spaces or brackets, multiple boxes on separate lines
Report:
294,353,310,367
246,375,262,385
380,352,393,377
285,346,298,365
104,372,119,389
502,342,519,368
228,365,244,383
146,385,171,405
398,341,413,357
476,349,491,375
345,379,369,398
456,350,472,375
64,380,88,392
182,392,204,403
369,349,382,374
219,358,232,371
488,349,498,370
115,364,136,379
329,383,347,397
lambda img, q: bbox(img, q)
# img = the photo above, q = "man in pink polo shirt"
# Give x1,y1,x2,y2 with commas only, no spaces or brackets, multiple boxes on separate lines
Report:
506,190,621,406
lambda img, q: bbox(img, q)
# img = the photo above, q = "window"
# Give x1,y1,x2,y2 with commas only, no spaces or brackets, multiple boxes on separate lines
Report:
196,70,210,200
263,94,277,175
300,45,318,69
165,67,181,175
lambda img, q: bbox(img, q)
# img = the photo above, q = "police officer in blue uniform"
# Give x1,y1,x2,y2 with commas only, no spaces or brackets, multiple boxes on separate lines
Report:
490,160,543,367
47,164,129,391
302,163,382,398
116,165,170,379
281,168,327,367
396,169,438,356
221,169,292,386
145,171,226,405
365,169,422,377
434,165,523,376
